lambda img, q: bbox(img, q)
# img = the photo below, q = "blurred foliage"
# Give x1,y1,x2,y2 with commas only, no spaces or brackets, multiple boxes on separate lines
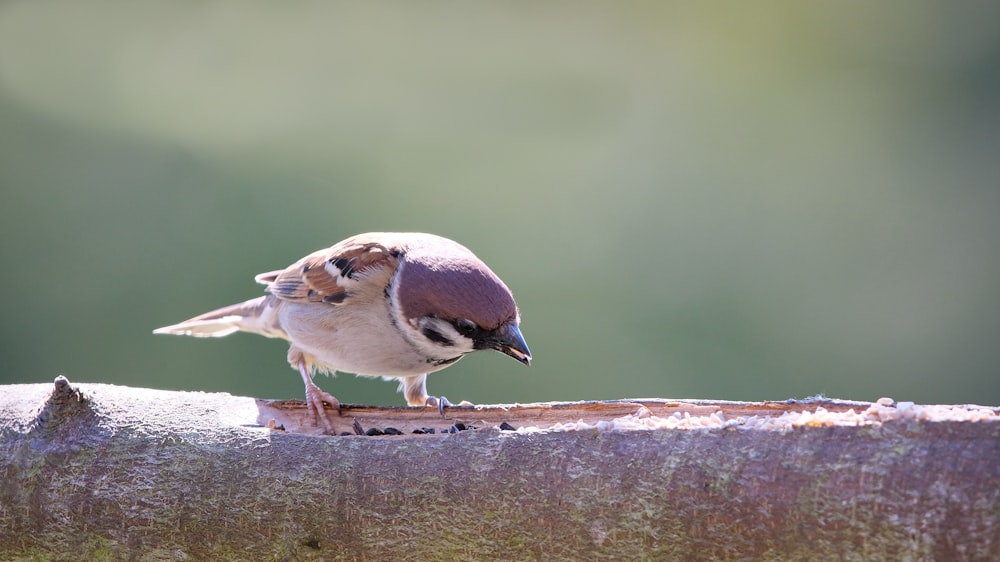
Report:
1,2,998,406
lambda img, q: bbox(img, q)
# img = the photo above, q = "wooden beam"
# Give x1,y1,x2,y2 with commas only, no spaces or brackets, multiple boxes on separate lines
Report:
1,377,997,560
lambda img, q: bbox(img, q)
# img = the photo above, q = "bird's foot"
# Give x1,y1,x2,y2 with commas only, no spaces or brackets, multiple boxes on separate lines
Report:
424,395,453,416
423,396,474,416
304,385,340,431
297,360,340,431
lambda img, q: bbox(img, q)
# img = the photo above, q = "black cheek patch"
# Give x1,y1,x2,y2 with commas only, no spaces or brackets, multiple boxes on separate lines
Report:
421,327,454,347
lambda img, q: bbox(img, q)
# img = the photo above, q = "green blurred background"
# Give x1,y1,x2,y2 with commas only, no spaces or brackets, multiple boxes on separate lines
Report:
2,2,998,406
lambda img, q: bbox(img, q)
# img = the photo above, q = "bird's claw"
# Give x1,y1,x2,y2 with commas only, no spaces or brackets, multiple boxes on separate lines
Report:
424,395,453,416
305,387,341,431
297,360,340,432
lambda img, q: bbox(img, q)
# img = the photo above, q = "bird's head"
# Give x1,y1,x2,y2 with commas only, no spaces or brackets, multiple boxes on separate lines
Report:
389,236,531,369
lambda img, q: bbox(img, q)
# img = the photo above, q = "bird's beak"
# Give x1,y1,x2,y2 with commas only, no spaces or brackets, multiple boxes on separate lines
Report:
489,322,532,366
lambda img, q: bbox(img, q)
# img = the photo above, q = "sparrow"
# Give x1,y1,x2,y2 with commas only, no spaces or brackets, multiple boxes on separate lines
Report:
154,232,531,429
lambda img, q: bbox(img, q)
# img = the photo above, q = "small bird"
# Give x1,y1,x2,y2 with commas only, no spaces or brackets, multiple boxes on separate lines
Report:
154,232,531,429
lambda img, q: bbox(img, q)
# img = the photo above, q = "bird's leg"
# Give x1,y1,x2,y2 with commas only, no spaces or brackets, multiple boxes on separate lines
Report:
297,360,340,430
400,374,454,416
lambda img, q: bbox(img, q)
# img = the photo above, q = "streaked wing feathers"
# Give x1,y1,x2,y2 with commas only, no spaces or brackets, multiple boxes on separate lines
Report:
255,240,399,305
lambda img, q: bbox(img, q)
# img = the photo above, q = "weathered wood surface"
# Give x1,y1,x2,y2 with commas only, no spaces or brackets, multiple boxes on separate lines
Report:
1,377,998,561
255,394,872,437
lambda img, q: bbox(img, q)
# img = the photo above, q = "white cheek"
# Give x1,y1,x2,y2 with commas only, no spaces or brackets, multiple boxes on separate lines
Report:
389,273,474,358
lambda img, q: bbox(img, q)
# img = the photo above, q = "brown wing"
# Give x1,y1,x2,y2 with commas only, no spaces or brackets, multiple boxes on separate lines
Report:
254,237,401,305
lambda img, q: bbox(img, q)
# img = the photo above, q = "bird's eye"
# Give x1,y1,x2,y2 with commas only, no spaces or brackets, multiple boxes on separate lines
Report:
455,319,477,334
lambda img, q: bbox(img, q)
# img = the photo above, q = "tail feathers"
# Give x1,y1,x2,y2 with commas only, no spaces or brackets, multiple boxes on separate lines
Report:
153,296,286,339
153,317,244,338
